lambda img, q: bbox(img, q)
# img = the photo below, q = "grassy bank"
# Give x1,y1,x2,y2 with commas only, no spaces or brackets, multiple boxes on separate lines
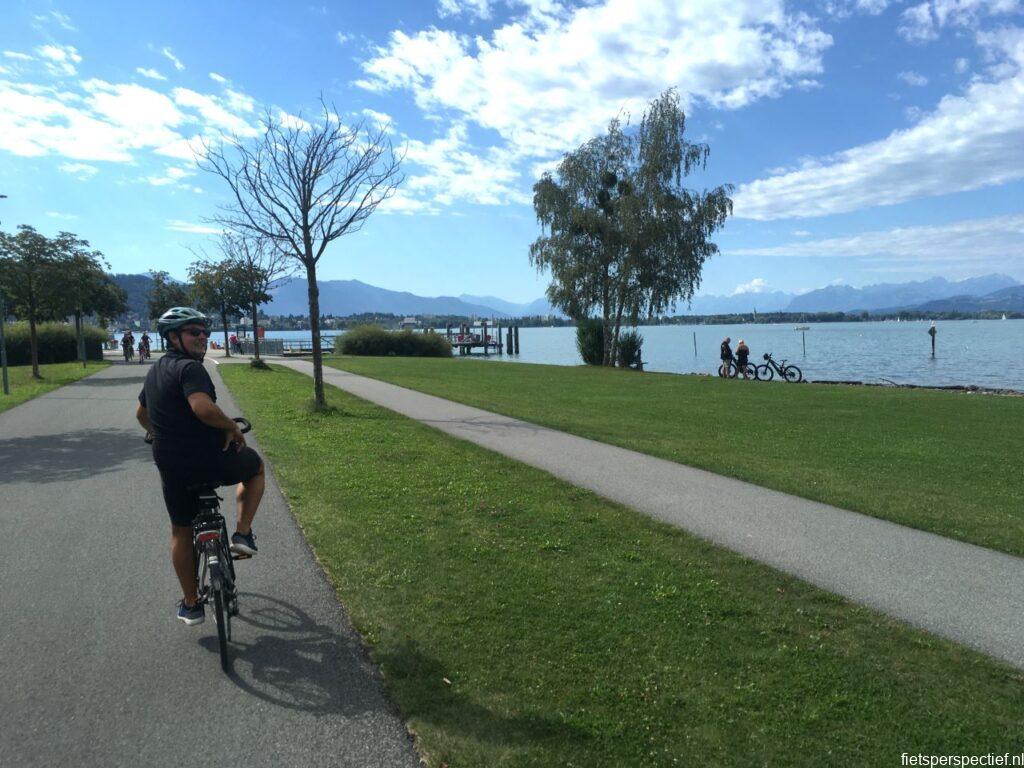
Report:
220,363,1024,767
325,356,1024,557
0,361,110,415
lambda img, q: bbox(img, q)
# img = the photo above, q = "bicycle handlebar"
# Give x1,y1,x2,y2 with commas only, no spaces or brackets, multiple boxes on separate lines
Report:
144,417,252,444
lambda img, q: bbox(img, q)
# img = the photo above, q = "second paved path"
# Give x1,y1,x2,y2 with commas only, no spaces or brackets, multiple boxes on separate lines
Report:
271,358,1024,671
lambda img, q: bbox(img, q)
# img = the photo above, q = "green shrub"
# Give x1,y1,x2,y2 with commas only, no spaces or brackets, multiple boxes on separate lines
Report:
336,325,452,357
2,322,107,365
575,318,604,365
616,329,644,369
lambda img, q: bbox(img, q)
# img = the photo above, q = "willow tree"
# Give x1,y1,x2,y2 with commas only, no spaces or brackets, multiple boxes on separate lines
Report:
531,89,732,365
200,103,403,406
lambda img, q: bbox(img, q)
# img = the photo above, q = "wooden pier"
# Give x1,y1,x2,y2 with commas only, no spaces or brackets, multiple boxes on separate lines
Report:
445,322,520,356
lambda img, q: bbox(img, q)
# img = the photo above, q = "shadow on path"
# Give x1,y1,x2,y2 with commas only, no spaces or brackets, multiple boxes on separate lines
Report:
71,373,148,387
0,428,146,484
200,592,393,716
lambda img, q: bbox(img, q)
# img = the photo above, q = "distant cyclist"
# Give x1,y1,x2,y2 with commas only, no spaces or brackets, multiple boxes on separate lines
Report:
735,339,750,379
135,307,265,625
121,331,135,362
139,332,151,360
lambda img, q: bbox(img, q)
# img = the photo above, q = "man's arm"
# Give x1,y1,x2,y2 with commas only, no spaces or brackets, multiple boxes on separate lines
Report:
187,392,245,451
136,403,153,438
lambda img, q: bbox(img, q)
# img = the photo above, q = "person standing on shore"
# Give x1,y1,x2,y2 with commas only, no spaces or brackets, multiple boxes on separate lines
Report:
720,337,733,377
735,339,750,379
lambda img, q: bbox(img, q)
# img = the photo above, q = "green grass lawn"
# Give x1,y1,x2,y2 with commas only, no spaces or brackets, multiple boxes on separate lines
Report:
324,356,1024,557
221,363,1024,767
0,360,109,414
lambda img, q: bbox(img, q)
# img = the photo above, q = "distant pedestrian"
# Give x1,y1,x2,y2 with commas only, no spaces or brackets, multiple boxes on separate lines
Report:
720,336,733,377
229,334,240,354
735,339,750,379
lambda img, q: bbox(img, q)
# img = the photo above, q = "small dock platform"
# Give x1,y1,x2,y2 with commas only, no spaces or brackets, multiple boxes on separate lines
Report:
445,322,520,356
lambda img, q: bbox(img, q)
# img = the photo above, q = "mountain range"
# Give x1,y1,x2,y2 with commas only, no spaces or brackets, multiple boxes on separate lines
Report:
111,273,1022,320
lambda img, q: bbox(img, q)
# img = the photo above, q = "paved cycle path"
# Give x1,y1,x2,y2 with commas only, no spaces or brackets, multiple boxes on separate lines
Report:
271,358,1024,670
0,361,420,768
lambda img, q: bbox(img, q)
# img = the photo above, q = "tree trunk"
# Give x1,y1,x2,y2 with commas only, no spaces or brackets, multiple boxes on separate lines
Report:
29,313,40,379
251,301,261,361
304,259,325,407
221,302,231,358
612,298,626,367
601,264,612,366
75,309,85,368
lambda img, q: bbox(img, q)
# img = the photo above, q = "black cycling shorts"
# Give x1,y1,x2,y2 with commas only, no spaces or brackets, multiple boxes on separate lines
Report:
157,446,263,527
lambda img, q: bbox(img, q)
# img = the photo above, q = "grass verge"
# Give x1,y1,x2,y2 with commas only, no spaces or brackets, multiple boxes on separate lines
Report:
324,356,1024,557
221,363,1024,767
0,361,110,415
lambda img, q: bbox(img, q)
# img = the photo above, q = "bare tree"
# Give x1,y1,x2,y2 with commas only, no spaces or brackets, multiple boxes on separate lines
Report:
218,232,292,364
200,102,403,406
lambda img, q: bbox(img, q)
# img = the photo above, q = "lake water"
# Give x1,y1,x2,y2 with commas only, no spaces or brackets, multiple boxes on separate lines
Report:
264,320,1024,391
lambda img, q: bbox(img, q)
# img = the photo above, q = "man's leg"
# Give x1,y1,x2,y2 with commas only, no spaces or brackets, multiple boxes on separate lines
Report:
171,524,198,605
235,461,265,536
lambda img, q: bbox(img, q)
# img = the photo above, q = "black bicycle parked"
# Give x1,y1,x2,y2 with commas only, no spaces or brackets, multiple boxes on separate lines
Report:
719,359,757,379
756,353,803,383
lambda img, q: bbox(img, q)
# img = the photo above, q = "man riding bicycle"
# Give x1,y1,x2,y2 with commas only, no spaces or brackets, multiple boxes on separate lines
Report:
139,332,151,360
135,307,265,625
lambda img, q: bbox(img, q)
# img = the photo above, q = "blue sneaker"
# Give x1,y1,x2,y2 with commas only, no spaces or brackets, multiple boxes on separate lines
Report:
177,599,205,626
230,530,258,556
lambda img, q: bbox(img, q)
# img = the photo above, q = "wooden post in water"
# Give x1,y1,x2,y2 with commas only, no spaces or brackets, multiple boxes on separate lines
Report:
513,325,520,355
497,322,503,354
802,330,806,356
928,323,936,357
482,320,489,356
693,331,697,357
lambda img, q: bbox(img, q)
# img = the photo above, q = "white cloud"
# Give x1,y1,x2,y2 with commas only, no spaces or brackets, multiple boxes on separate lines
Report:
172,87,259,136
792,229,811,236
209,72,228,84
898,70,929,85
730,213,1024,264
136,67,167,81
358,0,832,173
45,210,78,219
898,0,1024,43
58,162,98,178
34,11,76,31
145,166,194,187
821,0,890,17
732,278,769,295
402,123,530,208
336,31,352,45
438,0,492,19
167,220,221,234
361,108,395,131
35,44,82,76
733,26,1024,220
955,56,971,73
161,47,185,71
4,51,34,61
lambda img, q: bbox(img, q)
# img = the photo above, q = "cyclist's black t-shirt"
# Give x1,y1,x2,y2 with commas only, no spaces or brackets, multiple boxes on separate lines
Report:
720,341,733,360
138,349,220,465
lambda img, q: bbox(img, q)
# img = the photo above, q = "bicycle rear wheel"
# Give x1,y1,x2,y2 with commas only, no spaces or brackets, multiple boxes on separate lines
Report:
212,580,230,673
756,364,774,382
784,365,803,383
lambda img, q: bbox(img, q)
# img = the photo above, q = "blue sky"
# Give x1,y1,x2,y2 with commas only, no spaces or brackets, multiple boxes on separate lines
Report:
1,0,1022,304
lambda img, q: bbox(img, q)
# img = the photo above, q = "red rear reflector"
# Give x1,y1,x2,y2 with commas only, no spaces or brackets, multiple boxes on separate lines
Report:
196,531,220,543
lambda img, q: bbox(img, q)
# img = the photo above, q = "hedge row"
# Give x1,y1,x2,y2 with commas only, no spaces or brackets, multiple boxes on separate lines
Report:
335,325,452,357
2,322,107,365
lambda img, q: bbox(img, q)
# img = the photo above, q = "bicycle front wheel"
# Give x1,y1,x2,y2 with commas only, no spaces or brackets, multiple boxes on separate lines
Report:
756,364,774,382
784,365,803,383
